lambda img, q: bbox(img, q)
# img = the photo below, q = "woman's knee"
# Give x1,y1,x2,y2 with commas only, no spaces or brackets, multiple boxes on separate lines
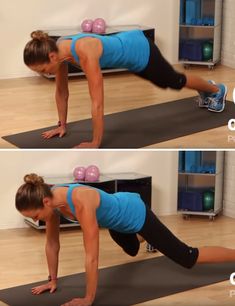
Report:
124,244,139,257
163,72,187,90
177,247,199,269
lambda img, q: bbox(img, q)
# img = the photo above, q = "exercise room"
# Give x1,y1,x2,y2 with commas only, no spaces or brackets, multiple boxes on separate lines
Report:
0,150,235,306
1,0,235,149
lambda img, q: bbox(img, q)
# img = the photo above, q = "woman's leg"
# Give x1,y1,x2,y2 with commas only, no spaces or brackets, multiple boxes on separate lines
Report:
109,229,140,257
138,207,235,268
137,39,227,112
138,207,199,269
197,247,235,264
185,74,218,93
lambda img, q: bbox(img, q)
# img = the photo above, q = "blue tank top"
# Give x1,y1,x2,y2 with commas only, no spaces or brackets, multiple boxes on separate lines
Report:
58,30,150,72
53,183,146,233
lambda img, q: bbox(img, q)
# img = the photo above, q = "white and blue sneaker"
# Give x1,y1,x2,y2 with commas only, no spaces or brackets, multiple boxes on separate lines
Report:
208,83,228,113
197,80,216,108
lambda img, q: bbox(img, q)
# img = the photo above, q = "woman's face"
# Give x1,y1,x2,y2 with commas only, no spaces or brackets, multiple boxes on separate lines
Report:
29,62,59,75
20,198,54,222
29,52,60,75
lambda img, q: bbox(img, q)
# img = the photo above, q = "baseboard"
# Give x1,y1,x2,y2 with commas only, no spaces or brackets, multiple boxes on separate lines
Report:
222,208,235,219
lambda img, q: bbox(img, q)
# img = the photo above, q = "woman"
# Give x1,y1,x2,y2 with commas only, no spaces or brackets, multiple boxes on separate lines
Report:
16,173,235,306
23,30,227,148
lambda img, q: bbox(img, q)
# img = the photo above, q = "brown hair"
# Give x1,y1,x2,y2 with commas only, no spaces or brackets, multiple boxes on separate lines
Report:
15,173,52,211
23,30,58,66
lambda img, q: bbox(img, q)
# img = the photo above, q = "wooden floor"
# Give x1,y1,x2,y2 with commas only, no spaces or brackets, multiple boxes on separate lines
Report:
1,64,235,149
1,215,235,305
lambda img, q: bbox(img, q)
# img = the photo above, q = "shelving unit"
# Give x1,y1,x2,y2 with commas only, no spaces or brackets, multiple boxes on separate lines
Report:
179,0,223,69
177,151,224,220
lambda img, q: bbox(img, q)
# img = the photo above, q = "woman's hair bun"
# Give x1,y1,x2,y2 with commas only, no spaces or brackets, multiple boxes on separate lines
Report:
24,173,44,185
30,30,49,42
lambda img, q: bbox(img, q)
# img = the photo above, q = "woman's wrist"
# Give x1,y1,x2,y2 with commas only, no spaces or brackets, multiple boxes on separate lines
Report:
48,275,58,282
58,121,66,128
85,295,94,305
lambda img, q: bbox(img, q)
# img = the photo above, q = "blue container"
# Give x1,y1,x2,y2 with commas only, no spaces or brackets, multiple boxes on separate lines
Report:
180,0,185,24
185,151,202,173
179,40,203,61
186,0,201,25
178,151,185,172
178,190,203,211
200,163,216,174
186,151,201,172
202,16,214,26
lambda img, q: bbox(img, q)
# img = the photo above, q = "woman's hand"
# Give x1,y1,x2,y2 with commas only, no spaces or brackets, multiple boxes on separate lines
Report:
31,281,57,295
61,297,93,306
42,126,66,139
74,141,100,149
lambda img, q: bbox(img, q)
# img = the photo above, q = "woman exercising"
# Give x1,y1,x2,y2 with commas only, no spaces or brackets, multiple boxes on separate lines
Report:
23,30,227,148
16,173,235,306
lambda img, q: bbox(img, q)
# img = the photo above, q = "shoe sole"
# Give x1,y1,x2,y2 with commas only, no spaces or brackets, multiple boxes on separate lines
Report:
208,85,228,113
198,80,216,108
199,103,209,108
199,104,209,108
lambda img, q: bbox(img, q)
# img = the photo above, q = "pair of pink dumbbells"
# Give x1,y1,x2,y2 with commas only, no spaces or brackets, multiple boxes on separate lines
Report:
73,165,100,182
81,18,106,34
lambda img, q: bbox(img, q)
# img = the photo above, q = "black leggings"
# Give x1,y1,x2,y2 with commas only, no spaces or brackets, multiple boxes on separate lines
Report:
136,38,187,90
109,207,199,269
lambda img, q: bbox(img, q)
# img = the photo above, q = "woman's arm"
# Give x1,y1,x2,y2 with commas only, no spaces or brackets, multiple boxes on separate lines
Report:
42,62,69,139
79,204,99,304
31,211,60,295
74,38,104,148
55,62,69,129
62,188,100,306
45,211,61,283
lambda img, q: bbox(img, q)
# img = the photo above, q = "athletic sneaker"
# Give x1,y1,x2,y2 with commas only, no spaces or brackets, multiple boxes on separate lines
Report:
207,83,228,113
197,80,216,108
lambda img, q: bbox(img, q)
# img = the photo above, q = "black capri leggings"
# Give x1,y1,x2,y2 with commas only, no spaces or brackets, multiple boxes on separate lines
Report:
136,38,187,90
109,206,199,269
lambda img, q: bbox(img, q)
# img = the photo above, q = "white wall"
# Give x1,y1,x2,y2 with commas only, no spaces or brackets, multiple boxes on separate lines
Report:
223,151,235,218
0,0,180,79
221,0,235,68
0,150,179,229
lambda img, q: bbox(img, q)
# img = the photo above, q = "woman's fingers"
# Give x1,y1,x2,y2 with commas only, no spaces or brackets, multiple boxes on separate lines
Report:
31,284,49,295
42,129,58,139
42,127,66,139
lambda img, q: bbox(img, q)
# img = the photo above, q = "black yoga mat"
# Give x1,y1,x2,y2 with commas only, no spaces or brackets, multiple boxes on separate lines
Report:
2,97,235,148
0,256,234,306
